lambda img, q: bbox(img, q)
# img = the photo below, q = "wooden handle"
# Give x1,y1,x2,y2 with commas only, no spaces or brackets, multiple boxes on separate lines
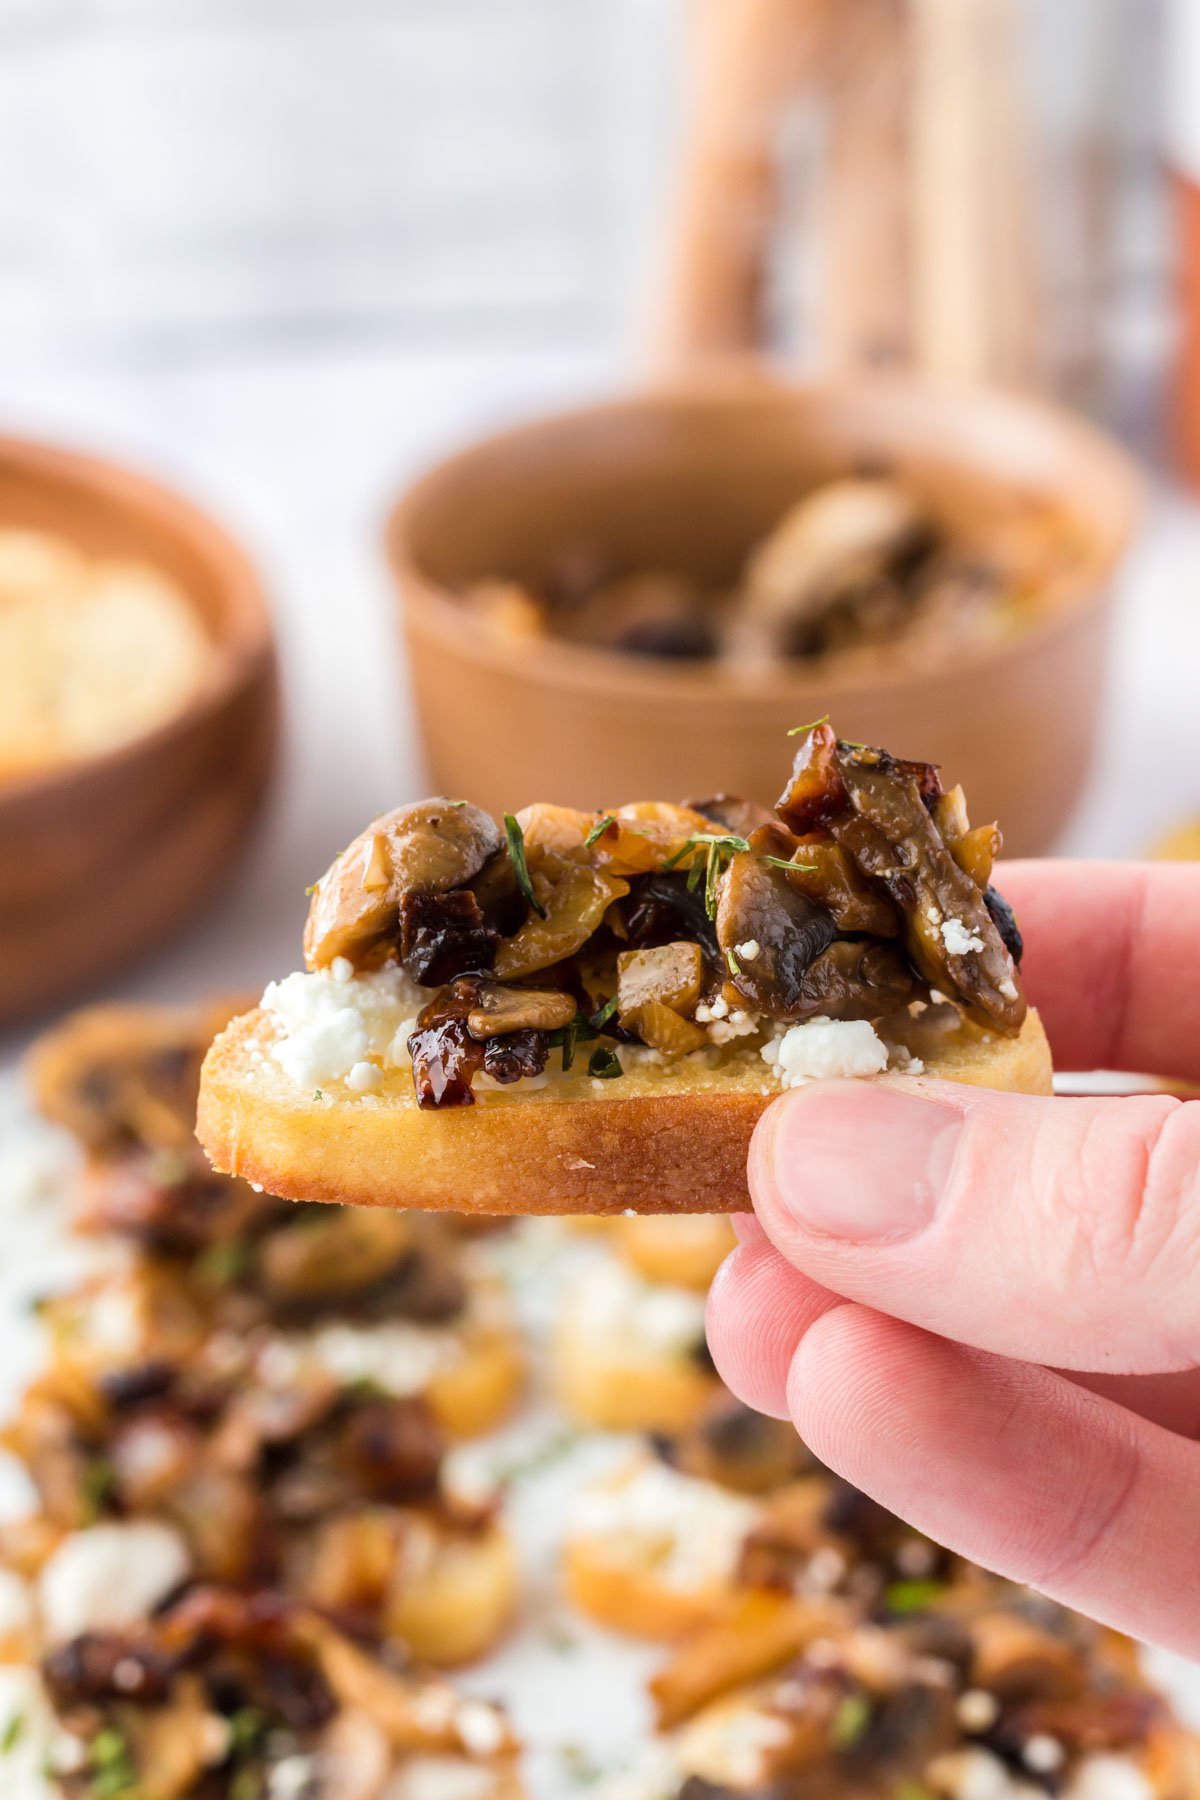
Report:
648,0,832,367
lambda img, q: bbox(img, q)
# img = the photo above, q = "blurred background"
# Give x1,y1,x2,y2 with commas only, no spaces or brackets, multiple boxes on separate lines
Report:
0,0,1194,1042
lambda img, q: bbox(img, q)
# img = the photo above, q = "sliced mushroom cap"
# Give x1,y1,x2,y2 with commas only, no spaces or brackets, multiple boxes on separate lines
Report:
716,851,838,1019
744,476,929,630
304,801,503,971
782,839,900,937
832,752,1025,1035
465,983,577,1039
685,794,777,839
491,858,629,982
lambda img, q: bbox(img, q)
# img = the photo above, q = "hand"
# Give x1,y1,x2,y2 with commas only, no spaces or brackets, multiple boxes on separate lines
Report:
706,860,1200,1656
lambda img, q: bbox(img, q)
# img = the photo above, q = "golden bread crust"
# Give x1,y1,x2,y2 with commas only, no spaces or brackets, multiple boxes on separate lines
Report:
197,1007,1051,1216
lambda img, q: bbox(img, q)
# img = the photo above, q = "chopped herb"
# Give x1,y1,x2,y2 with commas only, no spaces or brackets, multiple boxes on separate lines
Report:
726,948,741,976
312,1088,325,1102
88,1726,137,1797
1,1712,24,1754
196,1238,250,1287
663,833,752,920
492,1427,579,1484
831,1692,872,1750
503,813,547,919
588,1046,623,1080
884,1578,945,1615
80,1458,117,1523
447,799,468,808
559,1020,578,1072
584,813,616,847
559,1742,610,1785
589,995,618,1031
787,714,830,736
228,1707,269,1758
304,883,319,896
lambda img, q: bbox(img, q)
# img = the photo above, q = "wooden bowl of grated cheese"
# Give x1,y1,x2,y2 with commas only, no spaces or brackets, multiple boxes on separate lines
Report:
0,435,278,1026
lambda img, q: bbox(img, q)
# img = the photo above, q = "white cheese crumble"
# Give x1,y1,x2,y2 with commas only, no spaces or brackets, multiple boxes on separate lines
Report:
261,965,421,1089
269,1319,464,1398
940,916,986,957
1066,1758,1155,1800
570,1460,759,1589
569,1259,707,1357
455,1701,507,1757
734,939,761,961
386,1758,500,1800
38,1522,191,1642
677,1701,794,1788
957,1690,1000,1733
761,1017,890,1088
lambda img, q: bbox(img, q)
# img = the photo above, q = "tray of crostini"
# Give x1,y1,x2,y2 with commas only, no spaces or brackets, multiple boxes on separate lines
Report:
0,994,1197,1800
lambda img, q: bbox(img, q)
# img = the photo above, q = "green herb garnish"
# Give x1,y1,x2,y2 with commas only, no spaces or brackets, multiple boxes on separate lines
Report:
196,1238,250,1287
492,1427,579,1484
830,1692,872,1750
787,714,830,736
588,1046,623,1080
883,1578,945,1615
80,1458,117,1523
1,1713,25,1755
663,833,752,920
88,1727,137,1798
558,1020,578,1072
589,995,618,1031
584,813,616,847
726,948,741,976
447,799,468,808
504,813,547,919
228,1707,269,1758
312,1088,325,1102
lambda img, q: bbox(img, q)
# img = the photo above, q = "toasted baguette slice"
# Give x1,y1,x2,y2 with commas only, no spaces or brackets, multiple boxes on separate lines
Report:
197,1006,1051,1216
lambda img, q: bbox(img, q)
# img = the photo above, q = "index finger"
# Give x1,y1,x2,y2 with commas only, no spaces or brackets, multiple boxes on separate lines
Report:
998,859,1200,1080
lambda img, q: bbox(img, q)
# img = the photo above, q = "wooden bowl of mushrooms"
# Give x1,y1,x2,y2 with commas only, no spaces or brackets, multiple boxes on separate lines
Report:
387,373,1139,855
0,435,278,1026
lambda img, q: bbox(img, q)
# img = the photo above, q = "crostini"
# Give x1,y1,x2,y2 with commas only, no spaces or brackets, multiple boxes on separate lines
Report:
198,726,1050,1215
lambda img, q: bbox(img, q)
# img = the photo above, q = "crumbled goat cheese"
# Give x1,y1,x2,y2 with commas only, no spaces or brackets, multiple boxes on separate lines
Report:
1023,1737,1066,1775
1065,1757,1155,1800
707,1009,759,1045
695,996,729,1023
940,917,986,956
346,1060,383,1093
571,1259,707,1356
677,1701,794,1789
386,1759,499,1800
957,1690,1001,1733
39,1522,191,1642
571,1461,759,1589
734,939,761,961
267,1756,318,1800
762,1017,890,1088
929,1748,1045,1800
261,965,421,1089
295,1320,463,1397
455,1701,507,1757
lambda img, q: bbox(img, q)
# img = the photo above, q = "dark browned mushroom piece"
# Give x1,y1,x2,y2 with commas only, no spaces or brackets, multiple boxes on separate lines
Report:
831,751,1025,1035
303,800,504,972
715,849,839,1019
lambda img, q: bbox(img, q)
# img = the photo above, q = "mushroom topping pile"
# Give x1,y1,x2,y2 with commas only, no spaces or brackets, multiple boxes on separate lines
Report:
303,725,1026,1111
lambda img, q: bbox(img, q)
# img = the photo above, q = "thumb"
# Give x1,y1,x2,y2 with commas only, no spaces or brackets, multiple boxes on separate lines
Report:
748,1078,1200,1375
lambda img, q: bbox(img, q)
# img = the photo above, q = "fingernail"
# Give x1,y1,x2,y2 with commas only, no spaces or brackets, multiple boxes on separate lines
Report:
769,1083,961,1242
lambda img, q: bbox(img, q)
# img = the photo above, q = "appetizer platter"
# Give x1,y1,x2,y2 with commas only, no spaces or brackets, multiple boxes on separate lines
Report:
198,724,1048,1216
1,1008,1199,1800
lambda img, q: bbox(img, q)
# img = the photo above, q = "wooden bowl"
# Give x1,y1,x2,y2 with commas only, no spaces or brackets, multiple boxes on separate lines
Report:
387,374,1139,854
0,436,279,1027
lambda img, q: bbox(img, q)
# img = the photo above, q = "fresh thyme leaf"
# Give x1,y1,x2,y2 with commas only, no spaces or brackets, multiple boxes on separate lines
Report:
584,813,616,847
197,1238,250,1288
759,856,819,872
228,1707,269,1758
88,1727,137,1798
447,799,468,808
559,1020,578,1072
787,714,830,736
80,1458,116,1523
312,1088,325,1102
1,1712,24,1754
830,1692,872,1749
504,813,547,919
726,948,741,976
883,1578,945,1615
560,1742,610,1785
588,1046,623,1080
589,996,618,1030
663,834,752,920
